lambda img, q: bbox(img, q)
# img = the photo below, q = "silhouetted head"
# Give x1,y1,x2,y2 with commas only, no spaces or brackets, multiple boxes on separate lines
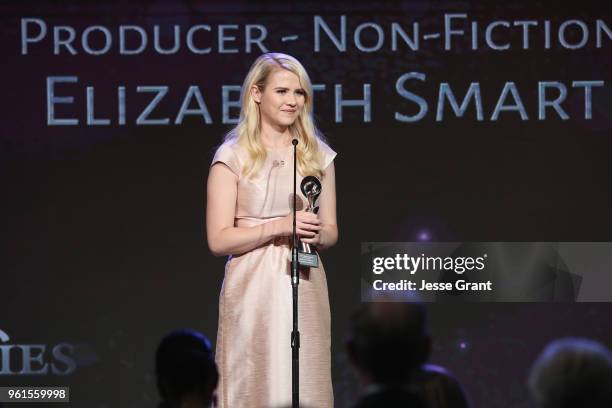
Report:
413,364,470,408
528,337,612,408
346,298,431,386
156,329,218,408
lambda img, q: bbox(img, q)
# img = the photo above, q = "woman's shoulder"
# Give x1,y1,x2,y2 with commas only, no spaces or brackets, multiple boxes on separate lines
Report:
215,137,243,153
317,137,336,154
211,139,244,175
316,137,337,169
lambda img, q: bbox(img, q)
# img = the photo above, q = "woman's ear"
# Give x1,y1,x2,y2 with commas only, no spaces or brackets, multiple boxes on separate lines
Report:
251,85,262,104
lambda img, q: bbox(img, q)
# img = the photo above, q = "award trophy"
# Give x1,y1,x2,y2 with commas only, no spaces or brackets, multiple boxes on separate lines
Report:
298,176,321,268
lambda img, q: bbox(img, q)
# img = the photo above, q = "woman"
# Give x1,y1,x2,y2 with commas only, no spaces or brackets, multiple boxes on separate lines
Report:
206,53,337,408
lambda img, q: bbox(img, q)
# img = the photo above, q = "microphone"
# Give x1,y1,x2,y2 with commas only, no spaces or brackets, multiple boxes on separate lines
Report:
289,136,300,407
291,138,299,284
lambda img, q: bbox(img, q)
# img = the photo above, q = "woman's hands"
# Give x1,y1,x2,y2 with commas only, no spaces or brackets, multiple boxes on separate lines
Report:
274,161,338,251
276,210,322,245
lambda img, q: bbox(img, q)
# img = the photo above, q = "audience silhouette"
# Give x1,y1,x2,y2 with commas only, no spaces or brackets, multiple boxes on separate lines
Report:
155,329,218,408
347,299,422,407
528,337,612,408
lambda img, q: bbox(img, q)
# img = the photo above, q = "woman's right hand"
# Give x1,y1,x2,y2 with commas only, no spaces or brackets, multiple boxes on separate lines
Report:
276,210,321,238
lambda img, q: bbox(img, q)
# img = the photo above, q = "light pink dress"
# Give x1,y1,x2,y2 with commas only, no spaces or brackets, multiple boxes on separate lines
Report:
211,140,336,408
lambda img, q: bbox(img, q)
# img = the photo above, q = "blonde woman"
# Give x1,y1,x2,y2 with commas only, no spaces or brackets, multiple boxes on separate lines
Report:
206,53,337,407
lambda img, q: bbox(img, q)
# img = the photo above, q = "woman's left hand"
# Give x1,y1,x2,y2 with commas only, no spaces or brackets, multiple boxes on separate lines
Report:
300,212,321,246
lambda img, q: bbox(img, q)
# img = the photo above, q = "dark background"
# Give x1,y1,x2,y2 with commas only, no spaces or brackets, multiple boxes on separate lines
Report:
2,1,612,407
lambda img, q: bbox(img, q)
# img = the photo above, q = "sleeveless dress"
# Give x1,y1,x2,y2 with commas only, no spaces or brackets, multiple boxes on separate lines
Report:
211,140,336,408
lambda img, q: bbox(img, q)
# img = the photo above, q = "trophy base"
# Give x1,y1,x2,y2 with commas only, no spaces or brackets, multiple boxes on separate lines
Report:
298,251,319,268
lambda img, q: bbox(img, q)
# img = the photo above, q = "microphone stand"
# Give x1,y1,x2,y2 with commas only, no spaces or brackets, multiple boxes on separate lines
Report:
290,138,300,408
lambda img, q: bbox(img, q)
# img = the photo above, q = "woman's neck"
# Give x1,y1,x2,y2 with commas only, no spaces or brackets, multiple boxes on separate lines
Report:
259,122,292,148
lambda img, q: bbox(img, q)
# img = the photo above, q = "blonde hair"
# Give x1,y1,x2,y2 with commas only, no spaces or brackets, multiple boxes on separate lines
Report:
224,53,326,178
